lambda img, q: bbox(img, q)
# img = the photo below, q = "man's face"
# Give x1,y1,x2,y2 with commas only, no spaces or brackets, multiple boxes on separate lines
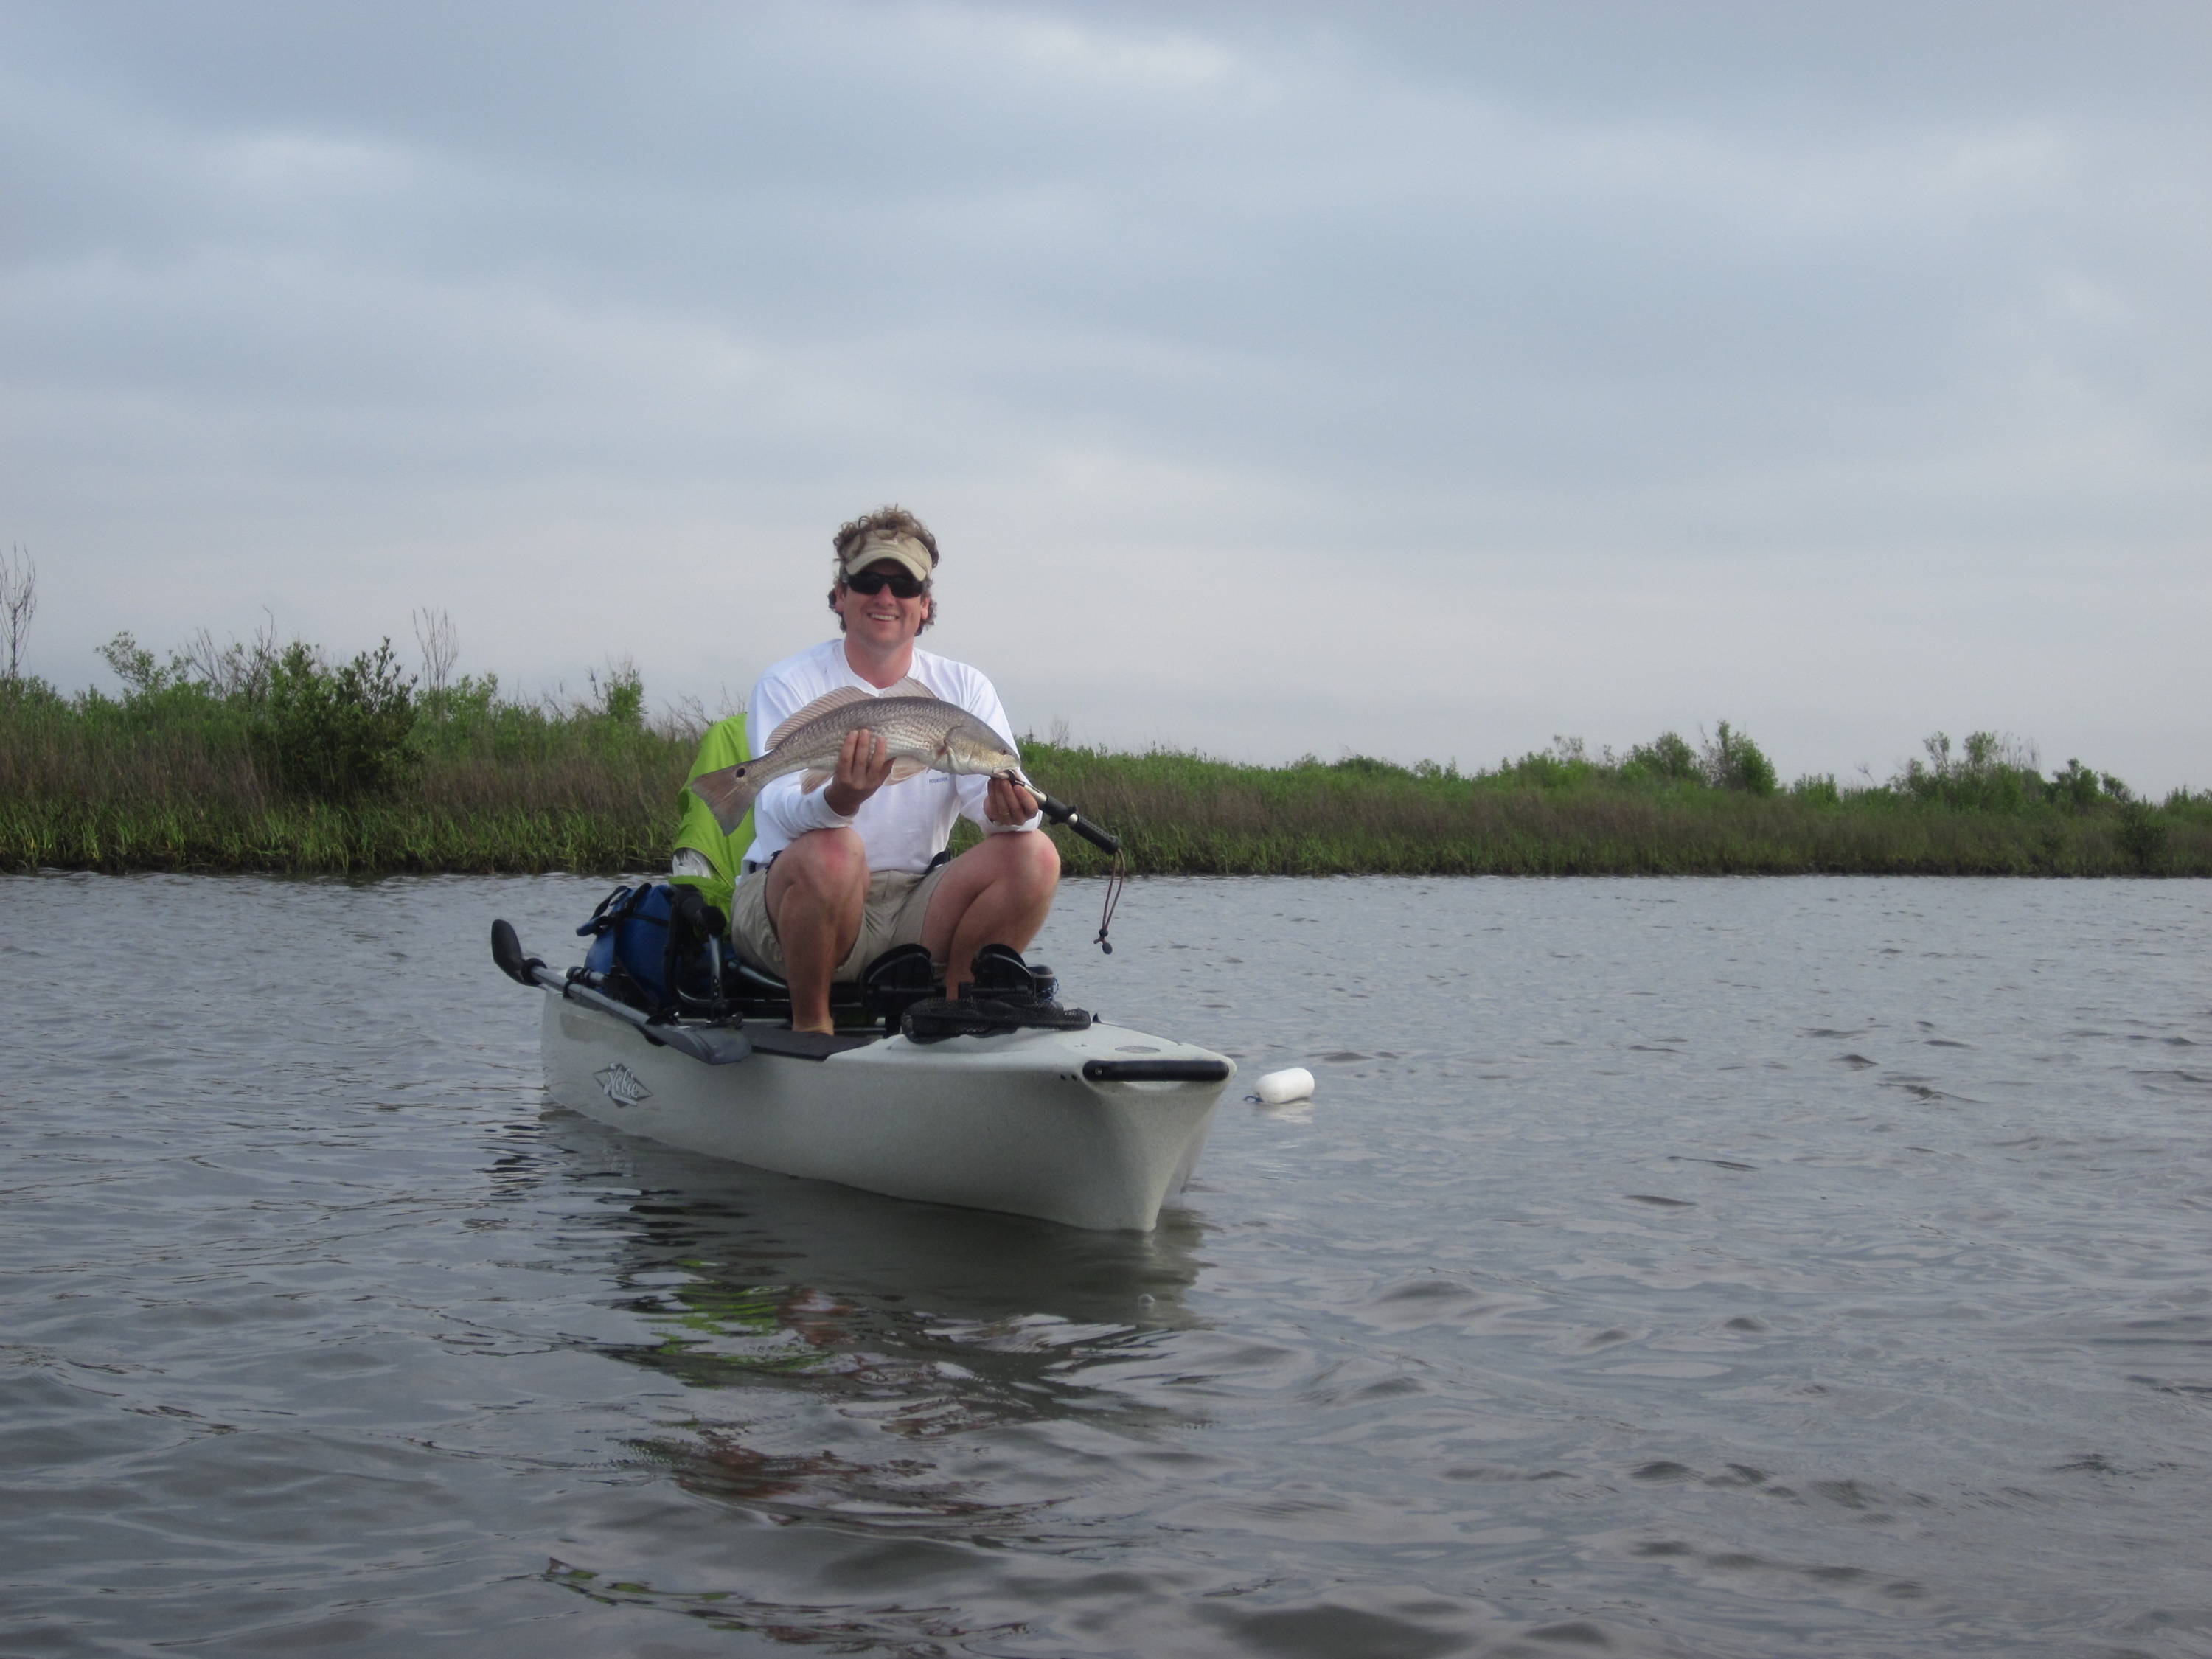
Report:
834,559,931,650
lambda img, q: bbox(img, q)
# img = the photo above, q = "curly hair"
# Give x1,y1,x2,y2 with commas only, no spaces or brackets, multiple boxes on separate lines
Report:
827,504,939,633
833,505,939,569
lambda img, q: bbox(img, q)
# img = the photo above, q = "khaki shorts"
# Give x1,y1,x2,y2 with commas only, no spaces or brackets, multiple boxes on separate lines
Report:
729,860,953,983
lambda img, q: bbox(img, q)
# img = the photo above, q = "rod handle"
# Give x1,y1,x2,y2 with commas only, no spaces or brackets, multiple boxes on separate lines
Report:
1033,792,1120,855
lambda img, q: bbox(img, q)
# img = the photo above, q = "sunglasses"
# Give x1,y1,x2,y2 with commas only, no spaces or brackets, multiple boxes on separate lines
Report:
845,570,930,599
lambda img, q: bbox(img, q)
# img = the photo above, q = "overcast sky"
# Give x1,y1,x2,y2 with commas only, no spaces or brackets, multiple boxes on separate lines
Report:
6,1,2208,790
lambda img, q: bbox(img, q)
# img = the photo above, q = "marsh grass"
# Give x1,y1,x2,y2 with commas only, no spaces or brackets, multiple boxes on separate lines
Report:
0,667,686,874
4,657,2206,877
1015,742,2212,877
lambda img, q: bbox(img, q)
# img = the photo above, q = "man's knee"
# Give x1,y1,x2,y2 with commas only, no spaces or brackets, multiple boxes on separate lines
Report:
1009,829,1060,889
768,830,870,928
778,828,869,892
963,828,1058,894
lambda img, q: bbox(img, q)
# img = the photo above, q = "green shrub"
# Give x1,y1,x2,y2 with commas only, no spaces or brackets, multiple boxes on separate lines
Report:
2117,802,2167,872
2048,758,2102,810
1329,754,1408,777
2163,786,2212,823
1897,731,2076,813
254,640,419,801
594,658,645,728
1703,721,1777,796
1625,731,1701,785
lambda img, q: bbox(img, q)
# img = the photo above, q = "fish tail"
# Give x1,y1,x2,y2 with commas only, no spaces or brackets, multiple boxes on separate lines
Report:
690,762,761,834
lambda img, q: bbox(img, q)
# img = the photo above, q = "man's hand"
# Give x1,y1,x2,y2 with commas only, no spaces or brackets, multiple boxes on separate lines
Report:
984,775,1037,827
822,727,894,816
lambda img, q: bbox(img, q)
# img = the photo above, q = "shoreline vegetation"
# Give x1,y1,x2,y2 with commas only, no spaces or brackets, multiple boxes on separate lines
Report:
2,616,2208,880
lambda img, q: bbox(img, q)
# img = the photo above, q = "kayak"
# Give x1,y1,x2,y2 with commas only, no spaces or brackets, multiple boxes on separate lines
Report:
493,917,1234,1232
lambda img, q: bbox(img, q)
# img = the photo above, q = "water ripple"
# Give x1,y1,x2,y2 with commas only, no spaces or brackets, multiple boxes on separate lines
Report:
4,873,2211,1655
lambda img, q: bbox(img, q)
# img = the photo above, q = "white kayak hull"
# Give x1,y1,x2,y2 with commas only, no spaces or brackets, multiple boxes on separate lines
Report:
539,992,1233,1231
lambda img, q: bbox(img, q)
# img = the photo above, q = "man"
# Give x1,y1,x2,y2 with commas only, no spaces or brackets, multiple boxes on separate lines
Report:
723,507,1059,1033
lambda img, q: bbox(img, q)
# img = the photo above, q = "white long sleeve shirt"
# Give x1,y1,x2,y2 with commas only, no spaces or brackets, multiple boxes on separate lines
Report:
742,639,1041,873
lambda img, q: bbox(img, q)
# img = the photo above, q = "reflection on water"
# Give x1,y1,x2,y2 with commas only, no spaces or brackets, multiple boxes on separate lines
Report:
481,1116,1234,1656
544,1110,1211,1531
556,1110,1207,1343
5,872,2212,1658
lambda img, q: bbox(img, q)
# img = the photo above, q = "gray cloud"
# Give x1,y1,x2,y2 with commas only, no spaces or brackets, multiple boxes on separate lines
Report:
4,0,2207,788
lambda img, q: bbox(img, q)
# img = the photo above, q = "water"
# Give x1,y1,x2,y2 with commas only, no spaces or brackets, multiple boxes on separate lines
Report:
4,873,2209,1658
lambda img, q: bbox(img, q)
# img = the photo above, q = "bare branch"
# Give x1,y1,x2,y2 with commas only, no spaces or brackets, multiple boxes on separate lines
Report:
178,627,225,688
1,545,36,682
412,607,458,694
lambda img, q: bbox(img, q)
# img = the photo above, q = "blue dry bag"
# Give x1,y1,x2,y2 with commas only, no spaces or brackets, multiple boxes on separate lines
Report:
577,883,722,1012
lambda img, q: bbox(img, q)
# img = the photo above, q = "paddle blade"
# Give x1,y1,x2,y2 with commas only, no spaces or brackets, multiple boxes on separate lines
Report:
490,919,542,986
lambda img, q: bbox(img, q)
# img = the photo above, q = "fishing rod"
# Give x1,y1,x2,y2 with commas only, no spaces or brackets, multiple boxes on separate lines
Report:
1027,789,1117,855
1017,780,1125,953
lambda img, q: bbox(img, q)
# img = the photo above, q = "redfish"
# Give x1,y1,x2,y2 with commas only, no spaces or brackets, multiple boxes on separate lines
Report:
689,678,1025,833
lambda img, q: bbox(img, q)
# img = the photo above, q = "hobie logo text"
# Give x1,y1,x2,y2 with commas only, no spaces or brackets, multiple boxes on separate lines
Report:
594,1063,653,1108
